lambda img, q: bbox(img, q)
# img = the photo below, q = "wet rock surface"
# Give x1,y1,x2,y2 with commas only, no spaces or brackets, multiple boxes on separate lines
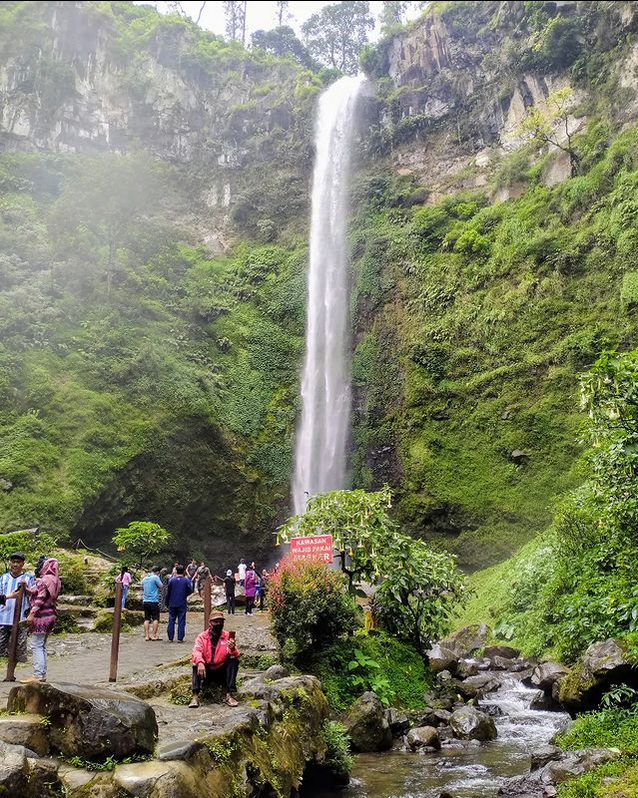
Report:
346,691,394,752
559,638,638,714
449,706,497,741
8,681,158,758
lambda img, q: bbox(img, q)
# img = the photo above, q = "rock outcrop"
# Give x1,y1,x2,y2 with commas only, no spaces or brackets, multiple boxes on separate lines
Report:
559,638,638,715
345,691,393,752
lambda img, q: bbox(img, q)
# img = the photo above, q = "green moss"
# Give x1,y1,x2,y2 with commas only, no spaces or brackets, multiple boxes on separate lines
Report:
311,632,432,711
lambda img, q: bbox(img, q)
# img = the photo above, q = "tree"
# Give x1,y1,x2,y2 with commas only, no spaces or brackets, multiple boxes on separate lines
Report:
112,521,171,570
275,0,290,27
223,0,247,45
48,154,167,298
251,26,315,68
374,537,466,654
379,1,407,36
301,1,374,74
277,487,466,653
277,486,397,589
519,88,580,176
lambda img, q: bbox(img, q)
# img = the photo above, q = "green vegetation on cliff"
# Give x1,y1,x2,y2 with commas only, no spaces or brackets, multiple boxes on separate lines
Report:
349,118,638,568
0,148,306,562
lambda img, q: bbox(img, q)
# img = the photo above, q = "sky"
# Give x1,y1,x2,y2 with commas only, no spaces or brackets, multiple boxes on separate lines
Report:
145,2,391,41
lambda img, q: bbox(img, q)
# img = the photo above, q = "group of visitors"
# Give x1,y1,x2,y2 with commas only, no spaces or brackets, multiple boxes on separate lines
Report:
215,560,270,615
0,550,250,710
0,551,61,683
122,557,270,643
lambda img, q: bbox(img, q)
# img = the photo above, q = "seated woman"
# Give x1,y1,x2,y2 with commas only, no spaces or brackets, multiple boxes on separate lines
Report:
189,611,240,708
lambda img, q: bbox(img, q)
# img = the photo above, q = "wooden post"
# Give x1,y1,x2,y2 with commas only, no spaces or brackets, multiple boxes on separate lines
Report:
109,580,123,682
4,582,26,682
203,575,212,629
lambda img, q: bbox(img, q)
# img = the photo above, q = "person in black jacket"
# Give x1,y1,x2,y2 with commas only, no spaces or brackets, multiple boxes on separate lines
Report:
165,565,193,643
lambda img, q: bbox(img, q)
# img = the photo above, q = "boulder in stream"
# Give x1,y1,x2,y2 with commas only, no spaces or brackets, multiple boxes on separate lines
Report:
406,726,441,751
437,624,491,659
484,645,520,660
345,692,393,752
449,706,497,741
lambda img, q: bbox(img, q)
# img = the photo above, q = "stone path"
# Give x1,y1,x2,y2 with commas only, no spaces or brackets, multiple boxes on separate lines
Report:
0,610,275,704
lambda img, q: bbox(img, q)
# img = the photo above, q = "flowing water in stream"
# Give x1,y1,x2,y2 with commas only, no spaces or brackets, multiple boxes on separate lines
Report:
314,675,570,798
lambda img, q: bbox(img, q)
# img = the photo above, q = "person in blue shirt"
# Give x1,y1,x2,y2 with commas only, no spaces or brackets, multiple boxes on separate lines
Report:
0,552,35,663
165,564,193,643
142,566,163,641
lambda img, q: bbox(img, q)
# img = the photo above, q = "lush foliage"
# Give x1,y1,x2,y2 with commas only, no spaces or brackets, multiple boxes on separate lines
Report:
311,631,432,710
301,1,374,74
278,488,466,650
348,111,638,568
457,347,638,662
112,521,172,570
0,530,59,568
554,698,638,798
268,557,358,665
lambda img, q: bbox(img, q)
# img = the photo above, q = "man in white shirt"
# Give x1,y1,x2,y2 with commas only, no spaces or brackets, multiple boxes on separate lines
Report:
0,552,36,663
237,559,247,587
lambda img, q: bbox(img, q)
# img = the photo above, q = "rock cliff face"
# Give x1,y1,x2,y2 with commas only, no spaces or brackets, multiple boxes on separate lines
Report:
366,1,638,192
0,1,312,249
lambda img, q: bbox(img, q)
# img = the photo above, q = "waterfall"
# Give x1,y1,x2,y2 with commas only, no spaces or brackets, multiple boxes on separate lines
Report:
291,75,363,516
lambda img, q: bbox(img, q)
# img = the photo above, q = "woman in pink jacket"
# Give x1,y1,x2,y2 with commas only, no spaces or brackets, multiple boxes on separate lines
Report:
244,567,256,616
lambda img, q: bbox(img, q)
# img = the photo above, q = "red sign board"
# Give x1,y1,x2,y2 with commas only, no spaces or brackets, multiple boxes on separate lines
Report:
289,535,333,563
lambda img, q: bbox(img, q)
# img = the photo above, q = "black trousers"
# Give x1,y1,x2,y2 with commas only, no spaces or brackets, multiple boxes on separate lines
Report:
245,596,254,614
192,658,239,694
226,593,235,614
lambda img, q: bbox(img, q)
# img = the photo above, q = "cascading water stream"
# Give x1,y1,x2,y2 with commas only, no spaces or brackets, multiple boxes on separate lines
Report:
292,75,363,516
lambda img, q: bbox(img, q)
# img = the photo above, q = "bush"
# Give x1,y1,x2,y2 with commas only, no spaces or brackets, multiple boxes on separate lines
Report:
321,720,353,777
268,557,358,666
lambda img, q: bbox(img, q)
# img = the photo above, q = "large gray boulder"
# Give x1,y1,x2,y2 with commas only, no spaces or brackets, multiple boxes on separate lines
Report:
426,643,459,674
438,624,491,659
558,639,638,714
530,662,569,697
0,740,29,797
8,681,157,758
449,706,497,741
406,726,441,751
345,692,393,752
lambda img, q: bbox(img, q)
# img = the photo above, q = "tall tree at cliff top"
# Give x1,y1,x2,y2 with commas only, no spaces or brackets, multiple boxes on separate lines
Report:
223,0,247,44
301,1,374,74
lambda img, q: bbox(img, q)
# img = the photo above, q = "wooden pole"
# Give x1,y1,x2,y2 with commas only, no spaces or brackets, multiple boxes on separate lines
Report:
4,582,26,682
109,580,123,682
203,575,212,629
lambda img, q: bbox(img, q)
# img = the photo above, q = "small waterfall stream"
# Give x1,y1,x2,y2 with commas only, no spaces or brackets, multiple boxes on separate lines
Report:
292,76,363,516
326,675,569,798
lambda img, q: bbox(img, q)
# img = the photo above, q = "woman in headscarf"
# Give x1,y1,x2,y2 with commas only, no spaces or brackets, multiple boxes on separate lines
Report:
24,557,61,683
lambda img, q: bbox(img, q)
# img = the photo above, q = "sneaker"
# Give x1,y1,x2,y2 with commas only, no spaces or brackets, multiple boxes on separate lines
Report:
224,694,239,707
188,697,200,709
20,676,45,684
